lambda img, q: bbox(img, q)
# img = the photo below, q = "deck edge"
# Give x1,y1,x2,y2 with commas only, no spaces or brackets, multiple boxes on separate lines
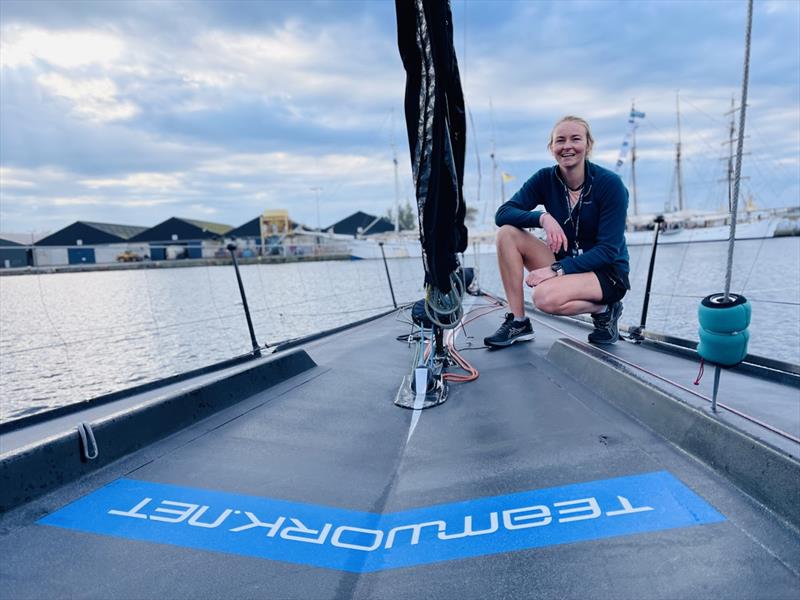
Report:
546,338,800,530
0,349,316,513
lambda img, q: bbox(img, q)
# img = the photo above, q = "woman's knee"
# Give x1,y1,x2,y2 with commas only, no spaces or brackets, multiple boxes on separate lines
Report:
533,286,558,314
495,225,520,249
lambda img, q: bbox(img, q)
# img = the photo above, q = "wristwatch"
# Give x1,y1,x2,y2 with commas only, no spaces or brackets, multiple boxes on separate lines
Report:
550,262,564,277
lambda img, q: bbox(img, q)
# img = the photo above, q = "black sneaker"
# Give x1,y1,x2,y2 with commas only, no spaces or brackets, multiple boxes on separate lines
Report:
588,301,623,344
484,313,535,347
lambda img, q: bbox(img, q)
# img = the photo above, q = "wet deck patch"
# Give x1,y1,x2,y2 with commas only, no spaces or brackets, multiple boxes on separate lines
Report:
39,471,724,572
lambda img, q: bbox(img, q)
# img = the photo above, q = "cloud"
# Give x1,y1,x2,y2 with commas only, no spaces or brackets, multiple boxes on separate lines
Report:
79,172,184,190
37,73,138,122
0,0,797,231
0,26,123,69
187,203,220,216
199,151,389,182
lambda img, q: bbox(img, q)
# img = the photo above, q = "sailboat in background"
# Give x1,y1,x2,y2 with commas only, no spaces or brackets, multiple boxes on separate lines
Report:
619,96,796,247
351,89,799,260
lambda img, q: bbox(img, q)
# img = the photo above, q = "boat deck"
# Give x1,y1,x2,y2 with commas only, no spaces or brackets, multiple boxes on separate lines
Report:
1,296,798,599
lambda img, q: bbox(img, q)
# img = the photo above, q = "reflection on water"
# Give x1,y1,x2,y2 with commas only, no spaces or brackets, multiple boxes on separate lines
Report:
1,237,798,422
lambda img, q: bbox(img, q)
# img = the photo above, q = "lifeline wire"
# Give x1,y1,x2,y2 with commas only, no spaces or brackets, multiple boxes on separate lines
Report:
5,274,417,358
206,263,239,356
35,273,78,391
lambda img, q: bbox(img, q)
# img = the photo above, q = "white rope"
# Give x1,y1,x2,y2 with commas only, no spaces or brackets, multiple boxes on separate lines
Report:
725,0,753,300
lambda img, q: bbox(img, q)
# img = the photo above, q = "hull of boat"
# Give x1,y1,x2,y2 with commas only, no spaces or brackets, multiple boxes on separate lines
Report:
625,218,780,246
348,238,497,260
350,218,782,257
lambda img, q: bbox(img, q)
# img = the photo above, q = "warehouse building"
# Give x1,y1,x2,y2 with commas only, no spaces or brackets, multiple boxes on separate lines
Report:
129,217,232,260
0,238,31,269
33,221,148,266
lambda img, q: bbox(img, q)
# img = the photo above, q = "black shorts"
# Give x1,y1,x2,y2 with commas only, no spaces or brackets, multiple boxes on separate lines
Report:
595,267,629,305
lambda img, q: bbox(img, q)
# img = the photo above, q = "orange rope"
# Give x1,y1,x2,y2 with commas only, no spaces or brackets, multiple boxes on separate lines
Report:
442,299,504,382
418,297,504,383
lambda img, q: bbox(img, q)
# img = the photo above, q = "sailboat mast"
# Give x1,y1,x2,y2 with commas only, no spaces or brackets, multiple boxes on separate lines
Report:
727,96,736,212
489,98,498,220
631,101,639,216
675,91,685,213
467,106,481,218
392,108,400,232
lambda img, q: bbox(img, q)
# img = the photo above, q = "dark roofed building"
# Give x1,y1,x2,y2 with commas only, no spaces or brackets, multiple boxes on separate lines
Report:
326,211,394,237
0,238,30,269
227,217,261,239
33,221,149,265
129,217,233,260
129,217,232,242
35,221,148,246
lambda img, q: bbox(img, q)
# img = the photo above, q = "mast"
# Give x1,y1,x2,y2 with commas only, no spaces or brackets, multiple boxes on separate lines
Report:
310,186,322,231
631,101,639,216
675,91,685,213
391,108,400,232
467,106,481,221
489,98,498,221
721,95,750,215
726,96,735,212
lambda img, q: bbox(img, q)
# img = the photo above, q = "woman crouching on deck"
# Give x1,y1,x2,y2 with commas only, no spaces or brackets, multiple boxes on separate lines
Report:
484,115,631,348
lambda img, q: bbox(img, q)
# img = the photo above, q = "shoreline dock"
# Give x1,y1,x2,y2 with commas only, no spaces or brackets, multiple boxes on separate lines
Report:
0,252,353,276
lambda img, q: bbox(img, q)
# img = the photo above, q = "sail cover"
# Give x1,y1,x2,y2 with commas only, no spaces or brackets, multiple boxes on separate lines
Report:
395,0,468,293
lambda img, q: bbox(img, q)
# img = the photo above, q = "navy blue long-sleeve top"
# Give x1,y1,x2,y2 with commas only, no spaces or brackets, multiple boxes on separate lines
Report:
495,161,630,276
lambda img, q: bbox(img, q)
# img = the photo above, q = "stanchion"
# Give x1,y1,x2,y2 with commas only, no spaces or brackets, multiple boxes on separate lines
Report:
629,215,665,343
227,243,262,357
379,242,398,309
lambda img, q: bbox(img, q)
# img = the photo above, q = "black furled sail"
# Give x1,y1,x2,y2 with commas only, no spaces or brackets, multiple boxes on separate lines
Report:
395,0,468,295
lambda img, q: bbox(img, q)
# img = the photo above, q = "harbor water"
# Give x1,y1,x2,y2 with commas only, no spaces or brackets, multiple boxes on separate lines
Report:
1,237,798,423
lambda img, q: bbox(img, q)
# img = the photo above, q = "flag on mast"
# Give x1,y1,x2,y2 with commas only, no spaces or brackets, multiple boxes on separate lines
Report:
615,108,645,173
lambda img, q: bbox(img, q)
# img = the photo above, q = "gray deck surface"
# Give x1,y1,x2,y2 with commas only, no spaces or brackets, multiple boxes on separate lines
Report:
1,297,798,599
525,305,800,459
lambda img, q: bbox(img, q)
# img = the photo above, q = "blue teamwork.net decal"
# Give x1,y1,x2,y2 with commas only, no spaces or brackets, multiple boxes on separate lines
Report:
39,470,724,573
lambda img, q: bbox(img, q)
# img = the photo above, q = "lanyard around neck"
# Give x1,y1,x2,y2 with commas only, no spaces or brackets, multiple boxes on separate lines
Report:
563,185,584,249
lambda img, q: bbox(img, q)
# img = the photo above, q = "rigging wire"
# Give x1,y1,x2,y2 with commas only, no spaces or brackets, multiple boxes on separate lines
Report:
321,108,395,202
253,259,276,348
35,273,79,391
737,234,772,296
681,97,726,125
741,120,794,201
740,154,784,202
627,243,646,288
3,277,414,358
205,263,239,355
661,241,693,331
141,266,162,338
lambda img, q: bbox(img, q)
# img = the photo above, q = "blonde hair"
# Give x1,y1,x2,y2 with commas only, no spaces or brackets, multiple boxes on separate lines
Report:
547,115,594,156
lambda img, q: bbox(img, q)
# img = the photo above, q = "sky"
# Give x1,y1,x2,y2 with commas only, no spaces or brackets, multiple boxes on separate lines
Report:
1,0,798,237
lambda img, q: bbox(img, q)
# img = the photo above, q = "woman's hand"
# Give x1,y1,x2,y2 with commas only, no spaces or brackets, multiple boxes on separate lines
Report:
526,267,557,287
541,213,568,254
